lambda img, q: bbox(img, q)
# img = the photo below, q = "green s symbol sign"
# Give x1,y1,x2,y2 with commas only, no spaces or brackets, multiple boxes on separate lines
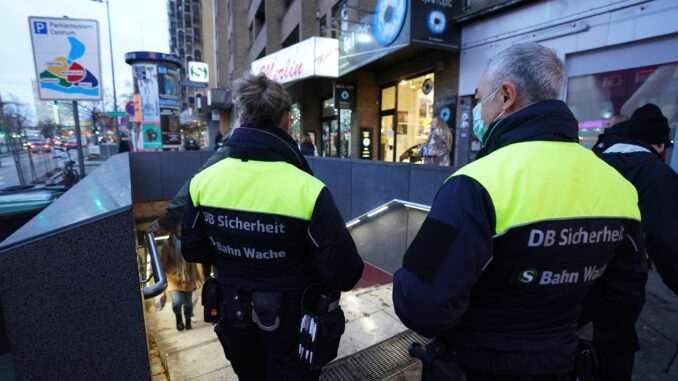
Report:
191,66,206,79
519,269,538,284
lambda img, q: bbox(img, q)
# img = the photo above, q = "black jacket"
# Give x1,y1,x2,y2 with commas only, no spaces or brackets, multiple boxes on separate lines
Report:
598,141,678,293
181,126,363,293
393,100,646,374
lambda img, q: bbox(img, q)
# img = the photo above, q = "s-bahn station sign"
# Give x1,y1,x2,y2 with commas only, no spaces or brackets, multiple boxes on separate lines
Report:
251,37,338,84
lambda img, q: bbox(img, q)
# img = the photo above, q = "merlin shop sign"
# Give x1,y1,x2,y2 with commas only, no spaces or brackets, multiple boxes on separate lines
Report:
339,0,462,76
251,37,338,84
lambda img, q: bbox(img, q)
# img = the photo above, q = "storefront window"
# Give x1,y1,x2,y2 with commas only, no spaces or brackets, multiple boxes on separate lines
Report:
567,62,677,163
381,86,395,111
339,109,352,157
380,73,435,163
321,98,352,158
290,102,301,142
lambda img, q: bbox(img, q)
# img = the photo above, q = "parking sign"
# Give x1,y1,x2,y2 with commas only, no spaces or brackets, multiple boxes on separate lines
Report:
28,16,102,101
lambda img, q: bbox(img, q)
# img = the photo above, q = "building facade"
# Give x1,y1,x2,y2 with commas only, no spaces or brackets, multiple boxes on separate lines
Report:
455,0,678,171
167,0,218,149
209,0,482,164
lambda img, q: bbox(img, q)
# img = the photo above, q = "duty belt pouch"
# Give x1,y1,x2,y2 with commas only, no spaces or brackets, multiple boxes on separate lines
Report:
223,288,253,328
409,339,467,381
202,277,222,324
251,291,282,332
297,286,345,371
575,338,602,381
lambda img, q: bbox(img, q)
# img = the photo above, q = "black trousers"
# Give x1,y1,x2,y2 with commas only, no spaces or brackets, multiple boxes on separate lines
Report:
215,296,319,381
422,364,573,381
578,289,646,381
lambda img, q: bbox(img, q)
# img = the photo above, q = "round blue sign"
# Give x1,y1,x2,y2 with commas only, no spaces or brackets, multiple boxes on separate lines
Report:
125,101,135,116
373,0,408,46
440,107,451,122
427,10,447,35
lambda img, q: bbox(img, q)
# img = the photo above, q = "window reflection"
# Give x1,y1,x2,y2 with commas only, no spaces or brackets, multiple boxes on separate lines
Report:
567,63,677,163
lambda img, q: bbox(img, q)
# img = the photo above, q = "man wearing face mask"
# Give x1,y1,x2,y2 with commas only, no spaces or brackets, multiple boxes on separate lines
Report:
393,43,647,380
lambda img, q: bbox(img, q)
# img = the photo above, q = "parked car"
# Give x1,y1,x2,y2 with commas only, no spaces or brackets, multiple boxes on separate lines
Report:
63,137,82,150
24,138,51,153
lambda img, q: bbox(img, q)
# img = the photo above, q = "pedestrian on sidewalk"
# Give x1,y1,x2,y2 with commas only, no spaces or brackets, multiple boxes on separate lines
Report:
581,103,678,381
161,228,201,331
422,116,453,166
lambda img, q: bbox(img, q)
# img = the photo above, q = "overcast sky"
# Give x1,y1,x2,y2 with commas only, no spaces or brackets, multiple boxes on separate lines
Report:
0,0,169,120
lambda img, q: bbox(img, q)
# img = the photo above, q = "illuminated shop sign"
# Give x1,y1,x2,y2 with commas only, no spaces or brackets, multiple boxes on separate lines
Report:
339,0,461,76
251,37,338,84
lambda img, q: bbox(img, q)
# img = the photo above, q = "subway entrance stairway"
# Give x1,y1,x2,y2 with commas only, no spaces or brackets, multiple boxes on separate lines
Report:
0,152,675,380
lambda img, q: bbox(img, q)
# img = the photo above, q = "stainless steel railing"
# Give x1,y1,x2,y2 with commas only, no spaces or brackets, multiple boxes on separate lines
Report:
141,231,167,299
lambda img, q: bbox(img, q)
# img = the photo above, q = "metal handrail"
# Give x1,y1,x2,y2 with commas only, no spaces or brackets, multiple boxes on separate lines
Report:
142,231,168,299
345,199,431,229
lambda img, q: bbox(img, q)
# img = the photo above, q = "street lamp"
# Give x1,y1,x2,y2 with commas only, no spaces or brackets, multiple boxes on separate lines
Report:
92,0,120,145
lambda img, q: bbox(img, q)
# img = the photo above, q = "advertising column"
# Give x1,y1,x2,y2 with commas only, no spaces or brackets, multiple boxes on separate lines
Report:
125,52,181,151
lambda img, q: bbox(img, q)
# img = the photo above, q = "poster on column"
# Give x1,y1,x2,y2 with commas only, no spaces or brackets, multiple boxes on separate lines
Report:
142,122,162,149
134,64,160,121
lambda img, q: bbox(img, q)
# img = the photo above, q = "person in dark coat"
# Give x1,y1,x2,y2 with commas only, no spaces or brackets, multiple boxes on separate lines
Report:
591,114,629,154
393,43,646,380
299,132,316,156
214,131,223,151
581,103,678,381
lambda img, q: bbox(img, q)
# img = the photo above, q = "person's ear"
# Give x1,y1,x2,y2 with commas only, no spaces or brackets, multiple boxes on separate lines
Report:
279,111,292,133
499,82,518,111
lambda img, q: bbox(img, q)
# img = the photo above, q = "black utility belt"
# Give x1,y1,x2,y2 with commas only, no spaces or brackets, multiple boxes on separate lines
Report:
203,278,285,331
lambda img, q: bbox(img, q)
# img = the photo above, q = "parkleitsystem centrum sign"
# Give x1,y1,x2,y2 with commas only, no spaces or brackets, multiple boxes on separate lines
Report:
28,16,102,101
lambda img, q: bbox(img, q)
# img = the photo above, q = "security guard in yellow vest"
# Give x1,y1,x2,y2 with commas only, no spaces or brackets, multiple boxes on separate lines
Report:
393,44,647,380
181,74,364,380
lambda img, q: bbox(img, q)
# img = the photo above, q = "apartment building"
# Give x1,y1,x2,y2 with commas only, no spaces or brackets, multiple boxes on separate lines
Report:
208,0,530,162
167,0,217,148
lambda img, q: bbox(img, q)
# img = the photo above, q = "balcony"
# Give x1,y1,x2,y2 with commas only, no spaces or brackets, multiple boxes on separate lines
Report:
250,23,267,62
280,0,301,44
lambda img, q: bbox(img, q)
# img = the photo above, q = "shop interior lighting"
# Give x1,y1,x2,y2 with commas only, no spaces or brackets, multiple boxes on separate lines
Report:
154,235,170,241
367,206,389,218
400,80,407,86
358,33,373,44
346,219,361,228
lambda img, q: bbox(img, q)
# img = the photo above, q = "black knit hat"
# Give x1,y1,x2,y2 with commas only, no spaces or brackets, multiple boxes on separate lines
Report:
626,103,671,145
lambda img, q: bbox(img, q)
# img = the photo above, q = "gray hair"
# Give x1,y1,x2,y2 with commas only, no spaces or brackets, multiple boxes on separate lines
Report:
234,73,291,127
485,43,564,103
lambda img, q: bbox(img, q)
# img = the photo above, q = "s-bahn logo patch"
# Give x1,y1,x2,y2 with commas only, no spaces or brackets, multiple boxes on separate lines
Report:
518,268,538,284
512,263,607,287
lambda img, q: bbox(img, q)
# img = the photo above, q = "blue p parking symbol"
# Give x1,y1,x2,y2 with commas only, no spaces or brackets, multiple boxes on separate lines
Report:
34,21,48,34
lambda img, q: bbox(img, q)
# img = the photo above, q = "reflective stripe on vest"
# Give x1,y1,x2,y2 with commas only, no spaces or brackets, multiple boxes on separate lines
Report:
449,141,640,235
190,157,325,220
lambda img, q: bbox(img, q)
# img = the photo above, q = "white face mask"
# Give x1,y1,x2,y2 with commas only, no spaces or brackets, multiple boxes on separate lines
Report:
472,88,504,142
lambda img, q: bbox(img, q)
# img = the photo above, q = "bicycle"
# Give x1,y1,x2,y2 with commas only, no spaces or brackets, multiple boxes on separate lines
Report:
47,146,79,188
